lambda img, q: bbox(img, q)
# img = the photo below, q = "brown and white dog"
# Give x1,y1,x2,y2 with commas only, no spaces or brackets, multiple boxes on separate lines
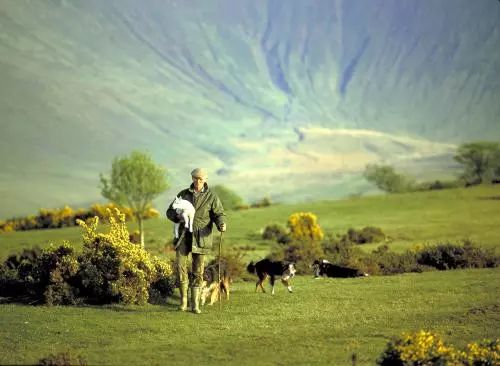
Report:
247,259,296,295
200,265,231,306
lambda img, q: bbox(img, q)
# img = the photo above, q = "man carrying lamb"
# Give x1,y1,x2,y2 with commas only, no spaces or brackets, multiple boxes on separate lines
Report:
166,168,226,314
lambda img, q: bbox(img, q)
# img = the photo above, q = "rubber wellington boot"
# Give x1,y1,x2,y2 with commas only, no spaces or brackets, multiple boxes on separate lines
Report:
178,283,188,311
191,287,202,314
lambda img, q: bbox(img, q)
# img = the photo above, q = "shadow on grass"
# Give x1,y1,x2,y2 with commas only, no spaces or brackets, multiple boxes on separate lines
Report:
85,302,179,313
0,295,43,305
477,195,500,200
0,294,181,312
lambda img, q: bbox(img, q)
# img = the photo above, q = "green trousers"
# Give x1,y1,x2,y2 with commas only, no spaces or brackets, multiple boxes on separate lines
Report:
176,238,205,287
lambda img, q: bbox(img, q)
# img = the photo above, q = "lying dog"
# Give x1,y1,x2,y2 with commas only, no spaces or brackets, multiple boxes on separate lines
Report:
200,264,231,306
247,259,296,294
312,259,369,278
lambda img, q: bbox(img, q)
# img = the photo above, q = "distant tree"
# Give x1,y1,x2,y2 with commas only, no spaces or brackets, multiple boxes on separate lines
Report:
211,185,245,210
100,151,169,248
363,164,413,193
454,142,500,185
251,196,273,208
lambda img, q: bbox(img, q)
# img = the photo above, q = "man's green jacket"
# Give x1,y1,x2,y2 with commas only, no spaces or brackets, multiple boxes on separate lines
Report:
166,183,225,254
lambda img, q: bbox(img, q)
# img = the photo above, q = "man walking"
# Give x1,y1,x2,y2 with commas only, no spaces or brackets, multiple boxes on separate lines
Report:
166,168,226,314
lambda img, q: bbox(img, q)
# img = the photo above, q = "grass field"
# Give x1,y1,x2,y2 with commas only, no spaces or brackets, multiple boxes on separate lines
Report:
1,270,498,365
1,185,499,365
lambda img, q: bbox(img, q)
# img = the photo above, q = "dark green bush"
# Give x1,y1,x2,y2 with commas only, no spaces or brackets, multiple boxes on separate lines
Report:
267,237,497,278
322,237,365,266
0,247,42,298
4,247,42,270
34,243,81,305
416,179,461,191
148,259,175,305
363,164,415,193
417,240,498,270
76,242,121,304
207,248,247,281
37,351,87,366
251,196,272,208
371,245,424,275
0,244,81,304
277,233,292,245
262,223,288,241
344,226,386,244
0,266,23,297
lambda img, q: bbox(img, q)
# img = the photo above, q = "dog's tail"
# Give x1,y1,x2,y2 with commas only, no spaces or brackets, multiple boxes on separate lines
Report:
246,261,256,274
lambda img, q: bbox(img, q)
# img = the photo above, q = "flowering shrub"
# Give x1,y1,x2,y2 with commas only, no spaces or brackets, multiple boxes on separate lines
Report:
0,209,173,305
459,339,499,366
377,330,457,365
0,203,160,233
377,330,499,366
76,208,173,305
287,212,324,241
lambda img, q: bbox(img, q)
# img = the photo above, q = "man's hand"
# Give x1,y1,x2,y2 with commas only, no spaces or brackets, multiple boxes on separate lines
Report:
219,223,227,232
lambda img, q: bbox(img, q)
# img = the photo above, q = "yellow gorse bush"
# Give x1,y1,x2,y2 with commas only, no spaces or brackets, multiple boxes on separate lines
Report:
459,339,499,366
378,330,499,366
287,212,324,241
90,203,159,221
76,208,172,305
396,330,457,365
0,202,160,233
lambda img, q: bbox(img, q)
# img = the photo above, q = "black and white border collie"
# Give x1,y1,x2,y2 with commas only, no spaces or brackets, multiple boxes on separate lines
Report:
247,259,296,294
312,259,369,278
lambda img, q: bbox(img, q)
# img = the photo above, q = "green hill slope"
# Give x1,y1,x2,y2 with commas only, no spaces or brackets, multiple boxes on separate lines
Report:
0,0,499,218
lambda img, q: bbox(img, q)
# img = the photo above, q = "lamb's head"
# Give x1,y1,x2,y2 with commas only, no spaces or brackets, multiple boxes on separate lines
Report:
172,196,182,210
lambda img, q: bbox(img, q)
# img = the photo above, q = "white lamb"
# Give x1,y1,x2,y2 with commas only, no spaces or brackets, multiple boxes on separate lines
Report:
171,196,195,239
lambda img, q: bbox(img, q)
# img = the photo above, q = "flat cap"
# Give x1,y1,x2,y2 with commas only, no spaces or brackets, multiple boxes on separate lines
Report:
191,168,208,178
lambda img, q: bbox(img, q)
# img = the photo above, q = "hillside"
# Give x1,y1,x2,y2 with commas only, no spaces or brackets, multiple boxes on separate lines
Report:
0,0,499,217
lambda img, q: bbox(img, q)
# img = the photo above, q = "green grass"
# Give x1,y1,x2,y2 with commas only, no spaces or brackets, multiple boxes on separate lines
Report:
1,269,498,366
1,186,499,365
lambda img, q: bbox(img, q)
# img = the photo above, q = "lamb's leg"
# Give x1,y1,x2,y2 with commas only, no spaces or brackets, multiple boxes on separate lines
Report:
182,212,189,228
174,223,179,238
189,215,194,233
